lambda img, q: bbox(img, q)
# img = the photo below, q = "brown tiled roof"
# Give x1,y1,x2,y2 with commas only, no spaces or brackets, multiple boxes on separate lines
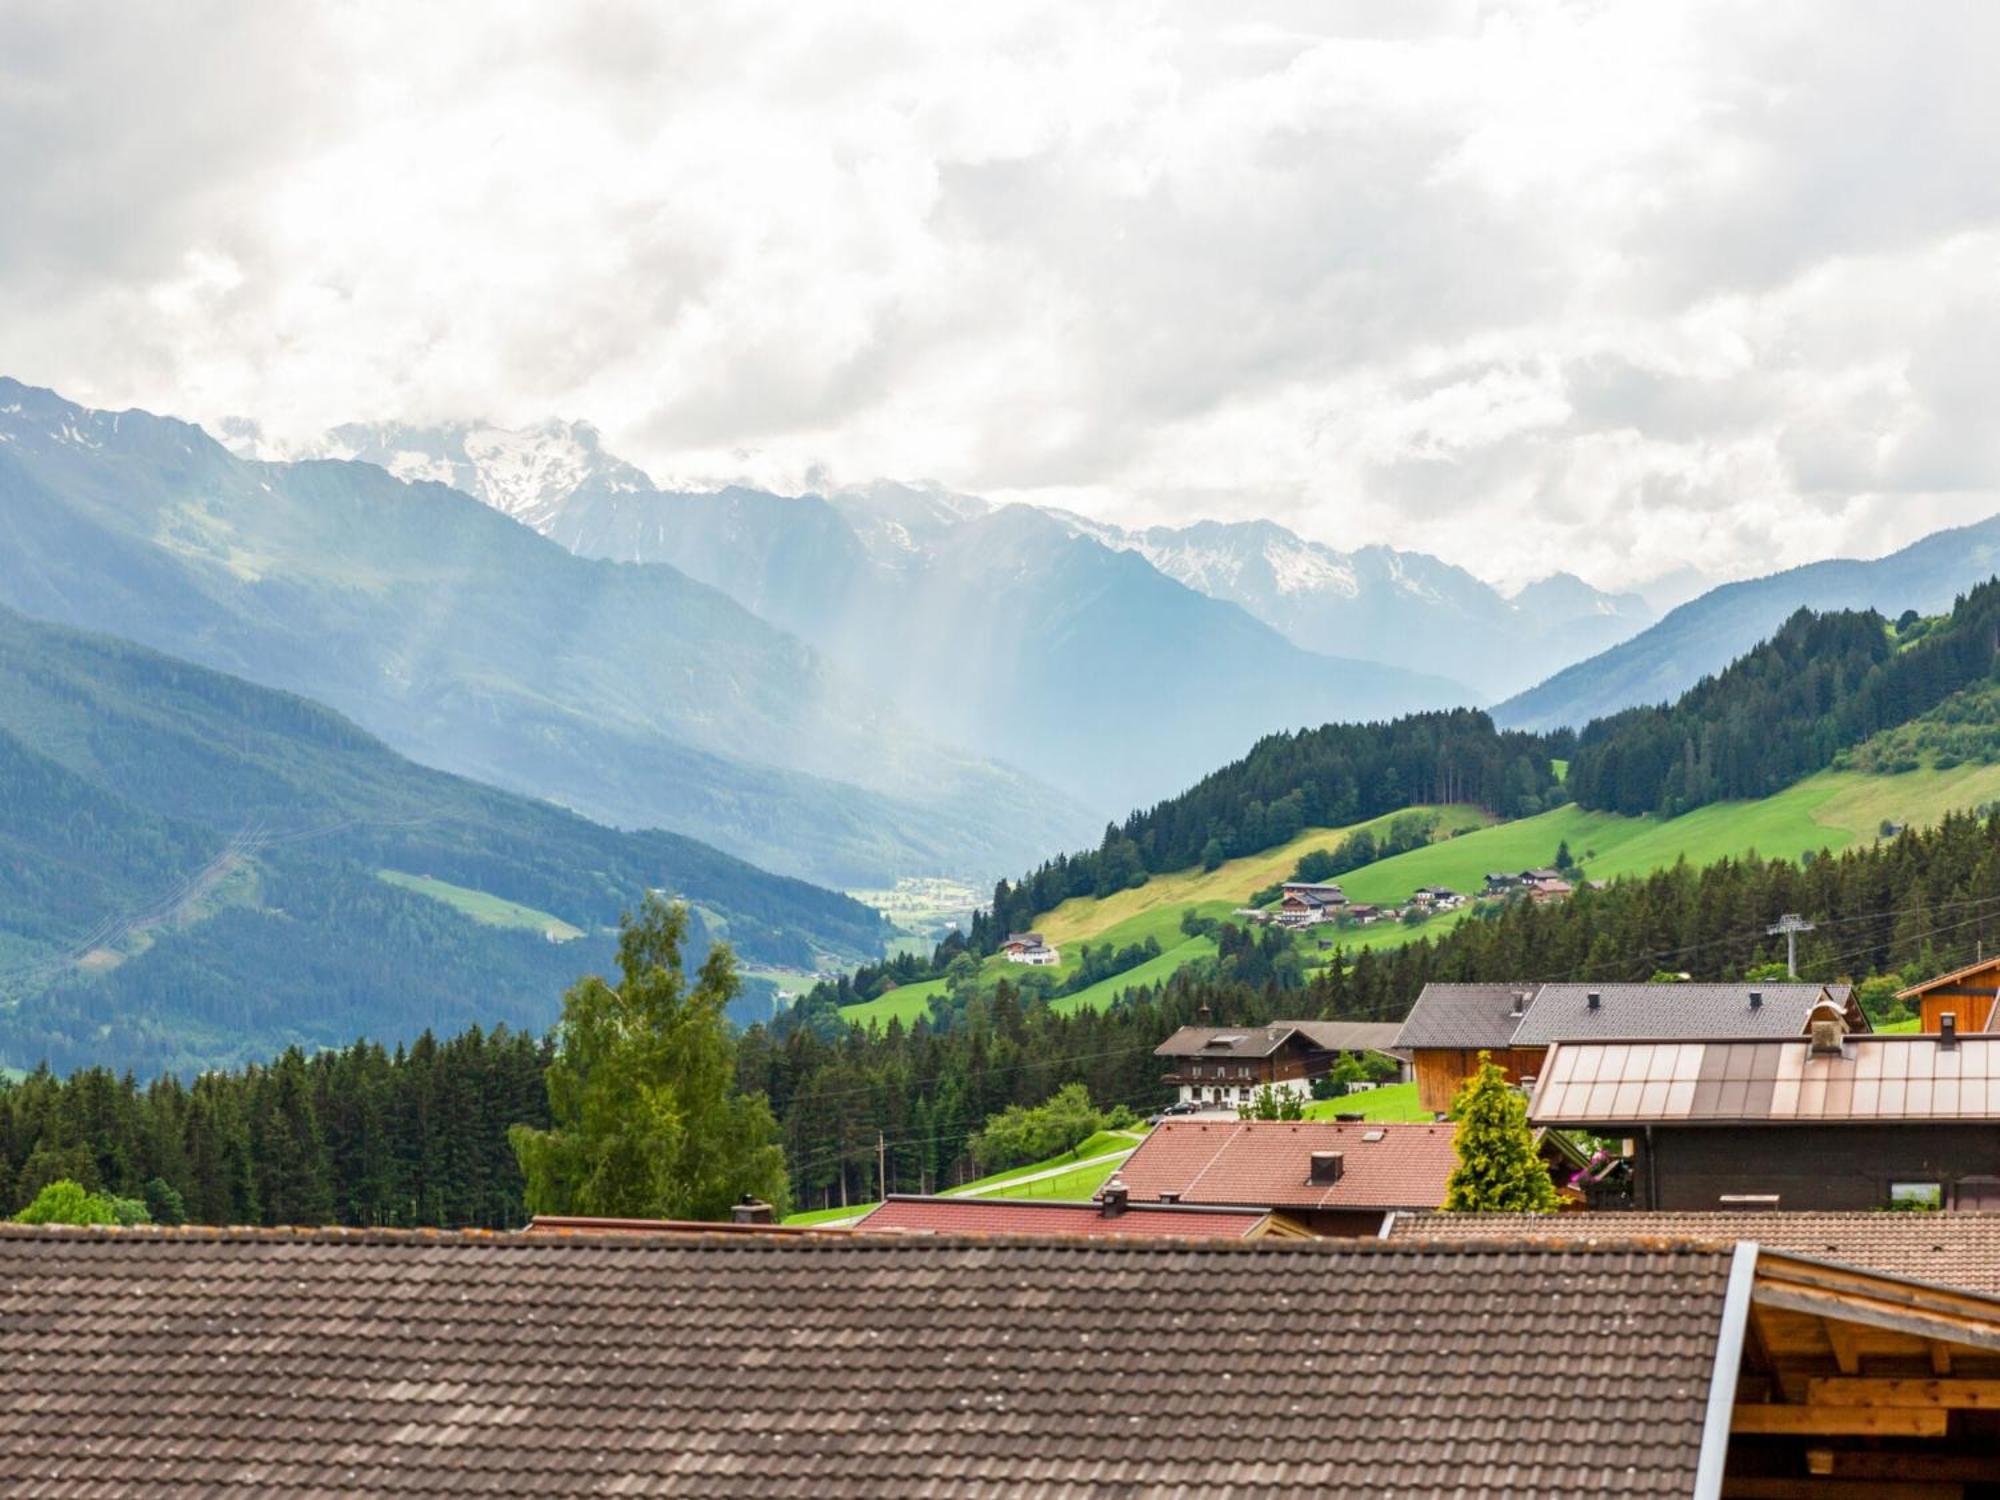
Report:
0,1225,1730,1497
1112,1119,1458,1210
1386,1210,2000,1296
852,1194,1272,1239
1152,1021,1404,1060
1531,1035,2000,1125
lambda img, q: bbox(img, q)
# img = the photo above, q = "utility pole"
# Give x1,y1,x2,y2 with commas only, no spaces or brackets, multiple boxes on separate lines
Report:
877,1131,887,1201
1767,913,1816,979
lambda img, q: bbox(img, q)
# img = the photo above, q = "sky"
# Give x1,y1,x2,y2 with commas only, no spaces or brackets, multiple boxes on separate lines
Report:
4,1,2000,596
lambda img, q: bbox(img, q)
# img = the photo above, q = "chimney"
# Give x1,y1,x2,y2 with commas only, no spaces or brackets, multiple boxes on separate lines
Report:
1749,990,1763,1010
1587,991,1601,1011
1507,990,1528,1018
1195,1004,1213,1027
731,1197,775,1225
1942,1012,1959,1050
1159,1189,1181,1204
1809,1016,1846,1056
1100,1176,1130,1218
1309,1150,1344,1185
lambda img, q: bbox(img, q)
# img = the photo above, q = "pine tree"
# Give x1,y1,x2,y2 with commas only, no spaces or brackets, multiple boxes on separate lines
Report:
1443,1053,1557,1212
509,896,789,1220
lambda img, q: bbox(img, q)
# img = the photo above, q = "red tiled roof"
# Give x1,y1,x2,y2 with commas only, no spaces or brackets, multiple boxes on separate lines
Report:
853,1195,1270,1239
1113,1119,1458,1210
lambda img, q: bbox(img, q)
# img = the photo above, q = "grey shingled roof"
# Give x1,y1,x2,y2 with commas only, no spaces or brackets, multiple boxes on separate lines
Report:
1388,1210,2000,1297
0,1225,1733,1498
1512,983,1855,1045
1391,983,1539,1049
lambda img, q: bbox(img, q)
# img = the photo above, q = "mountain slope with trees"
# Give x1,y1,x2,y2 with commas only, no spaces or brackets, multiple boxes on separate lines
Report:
1497,521,2000,731
1568,583,2000,817
0,605,885,1076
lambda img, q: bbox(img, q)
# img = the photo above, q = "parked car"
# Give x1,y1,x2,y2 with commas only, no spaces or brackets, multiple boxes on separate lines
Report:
1146,1101,1203,1125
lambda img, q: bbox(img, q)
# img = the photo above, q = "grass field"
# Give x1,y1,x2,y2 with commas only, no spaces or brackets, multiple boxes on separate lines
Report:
971,1157,1128,1200
376,870,585,940
1301,1082,1436,1122
784,1202,879,1226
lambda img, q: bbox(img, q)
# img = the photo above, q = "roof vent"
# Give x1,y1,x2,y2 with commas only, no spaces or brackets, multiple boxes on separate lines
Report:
1158,1189,1181,1204
731,1197,775,1225
1507,991,1528,1018
1749,990,1763,1010
1942,1012,1959,1050
1718,1193,1781,1211
1100,1176,1130,1218
1810,1017,1846,1056
1587,991,1601,1011
1309,1150,1344,1185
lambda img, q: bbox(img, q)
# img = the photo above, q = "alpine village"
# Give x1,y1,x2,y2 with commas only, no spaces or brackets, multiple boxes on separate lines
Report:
14,10,2000,1498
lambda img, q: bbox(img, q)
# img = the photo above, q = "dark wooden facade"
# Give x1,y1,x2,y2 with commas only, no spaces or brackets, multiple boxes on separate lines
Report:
1631,1123,2000,1211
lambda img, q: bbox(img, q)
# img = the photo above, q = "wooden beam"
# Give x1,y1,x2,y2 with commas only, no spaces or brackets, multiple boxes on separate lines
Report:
1806,1378,2000,1409
1752,1282,2000,1356
1931,1341,1953,1376
1824,1317,1863,1375
1809,1452,2000,1483
1730,1404,1949,1436
1721,1480,1961,1500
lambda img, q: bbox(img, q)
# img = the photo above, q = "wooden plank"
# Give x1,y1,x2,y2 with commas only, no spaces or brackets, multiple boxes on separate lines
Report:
1824,1317,1862,1374
1752,1282,2000,1356
1806,1378,2000,1409
1730,1404,1949,1436
1812,1451,2000,1483
1722,1480,1960,1500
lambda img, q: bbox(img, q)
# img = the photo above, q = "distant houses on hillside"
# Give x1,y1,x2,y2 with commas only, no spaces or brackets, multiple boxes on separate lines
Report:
1483,868,1574,902
1000,931,1060,965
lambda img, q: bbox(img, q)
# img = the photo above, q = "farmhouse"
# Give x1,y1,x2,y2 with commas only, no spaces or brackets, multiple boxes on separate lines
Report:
851,1194,1303,1239
1529,1025,2000,1211
1153,1020,1408,1107
1395,980,1867,1113
1107,1117,1458,1234
30,1226,2000,1496
999,931,1060,965
1275,880,1346,926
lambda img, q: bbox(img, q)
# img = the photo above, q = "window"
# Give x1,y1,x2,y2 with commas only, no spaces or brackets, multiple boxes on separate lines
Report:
1890,1181,1943,1211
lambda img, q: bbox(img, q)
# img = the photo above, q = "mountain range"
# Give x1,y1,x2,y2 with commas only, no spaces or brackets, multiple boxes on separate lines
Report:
0,380,1081,889
1497,515,2000,730
318,419,1644,811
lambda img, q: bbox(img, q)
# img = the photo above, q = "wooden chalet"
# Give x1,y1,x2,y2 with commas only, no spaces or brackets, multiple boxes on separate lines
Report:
1530,1025,2000,1212
1396,980,1867,1114
1153,1021,1407,1107
1899,955,2000,1033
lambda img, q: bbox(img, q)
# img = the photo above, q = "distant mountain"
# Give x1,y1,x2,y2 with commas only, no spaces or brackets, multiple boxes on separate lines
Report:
0,605,887,1075
1053,516,1653,700
0,379,1085,888
325,421,1480,813
1496,516,2000,730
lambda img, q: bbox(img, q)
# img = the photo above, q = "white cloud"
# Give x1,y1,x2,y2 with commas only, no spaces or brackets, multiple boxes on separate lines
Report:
4,0,2000,590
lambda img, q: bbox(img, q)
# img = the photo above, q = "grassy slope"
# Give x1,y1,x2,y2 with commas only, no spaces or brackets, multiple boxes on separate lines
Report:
376,870,585,939
840,762,2000,1032
1302,1083,1434,1122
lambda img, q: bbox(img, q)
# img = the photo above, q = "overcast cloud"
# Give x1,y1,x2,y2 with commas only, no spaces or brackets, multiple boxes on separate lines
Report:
4,0,1999,592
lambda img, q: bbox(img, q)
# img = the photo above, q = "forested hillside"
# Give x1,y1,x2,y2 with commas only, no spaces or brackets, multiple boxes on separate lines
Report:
972,710,1563,947
1568,582,2000,816
0,606,885,1075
